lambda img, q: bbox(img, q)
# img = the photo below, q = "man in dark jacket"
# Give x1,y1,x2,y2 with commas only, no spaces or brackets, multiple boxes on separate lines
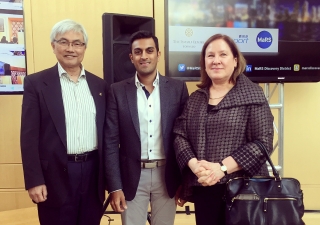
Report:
20,19,107,225
104,30,189,225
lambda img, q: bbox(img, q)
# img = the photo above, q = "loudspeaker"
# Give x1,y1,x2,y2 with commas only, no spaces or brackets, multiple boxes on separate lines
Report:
102,13,155,88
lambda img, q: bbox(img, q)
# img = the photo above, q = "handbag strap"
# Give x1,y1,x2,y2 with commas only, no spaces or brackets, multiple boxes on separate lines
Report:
253,140,281,181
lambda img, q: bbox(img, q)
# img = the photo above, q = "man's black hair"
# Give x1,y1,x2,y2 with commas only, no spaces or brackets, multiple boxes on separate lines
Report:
129,30,159,53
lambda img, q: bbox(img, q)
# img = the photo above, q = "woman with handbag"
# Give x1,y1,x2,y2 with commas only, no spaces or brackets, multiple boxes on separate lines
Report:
173,33,274,225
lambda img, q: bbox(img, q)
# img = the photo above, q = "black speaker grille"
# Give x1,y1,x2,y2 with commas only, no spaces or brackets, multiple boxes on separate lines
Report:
102,13,155,87
113,44,136,83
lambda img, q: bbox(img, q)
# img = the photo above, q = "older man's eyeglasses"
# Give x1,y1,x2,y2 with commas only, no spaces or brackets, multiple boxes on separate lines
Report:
54,39,85,48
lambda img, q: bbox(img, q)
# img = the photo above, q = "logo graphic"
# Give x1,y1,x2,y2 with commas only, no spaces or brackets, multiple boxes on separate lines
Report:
246,65,252,72
234,35,249,44
185,28,193,37
256,31,272,49
178,64,186,72
293,64,300,71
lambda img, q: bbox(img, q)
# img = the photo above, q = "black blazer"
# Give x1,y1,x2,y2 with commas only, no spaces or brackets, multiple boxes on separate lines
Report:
20,64,107,207
104,74,189,201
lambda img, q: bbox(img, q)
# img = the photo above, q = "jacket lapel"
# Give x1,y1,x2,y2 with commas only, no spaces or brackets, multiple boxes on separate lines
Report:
86,72,105,145
41,66,67,150
159,75,169,136
125,77,140,138
86,73,104,123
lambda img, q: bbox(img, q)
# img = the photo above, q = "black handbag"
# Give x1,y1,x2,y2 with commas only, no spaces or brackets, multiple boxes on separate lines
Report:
225,140,305,225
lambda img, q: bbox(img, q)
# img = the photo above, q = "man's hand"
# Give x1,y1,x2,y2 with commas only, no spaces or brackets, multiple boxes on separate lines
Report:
28,184,47,203
109,190,127,213
175,185,187,207
176,196,187,207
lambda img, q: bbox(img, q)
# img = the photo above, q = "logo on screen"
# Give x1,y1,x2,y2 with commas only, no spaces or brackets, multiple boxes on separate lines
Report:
256,31,272,49
246,65,252,72
178,64,186,72
234,35,249,44
293,64,300,71
185,28,193,37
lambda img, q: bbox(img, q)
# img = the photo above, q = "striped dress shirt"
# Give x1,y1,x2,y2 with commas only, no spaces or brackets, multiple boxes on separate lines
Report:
58,63,97,154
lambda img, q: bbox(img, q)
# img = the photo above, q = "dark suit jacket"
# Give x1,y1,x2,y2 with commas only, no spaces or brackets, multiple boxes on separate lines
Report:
20,64,107,207
104,74,189,201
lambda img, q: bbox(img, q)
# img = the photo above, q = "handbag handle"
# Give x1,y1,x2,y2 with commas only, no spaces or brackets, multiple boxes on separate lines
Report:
253,140,281,181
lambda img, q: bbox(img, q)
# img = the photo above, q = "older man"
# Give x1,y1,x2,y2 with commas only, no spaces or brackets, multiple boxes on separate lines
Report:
20,19,107,225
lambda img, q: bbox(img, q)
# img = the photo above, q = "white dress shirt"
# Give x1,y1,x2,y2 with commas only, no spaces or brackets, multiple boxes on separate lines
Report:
135,72,165,160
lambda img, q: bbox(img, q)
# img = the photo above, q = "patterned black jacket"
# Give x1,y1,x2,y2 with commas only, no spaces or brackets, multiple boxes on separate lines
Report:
173,74,274,200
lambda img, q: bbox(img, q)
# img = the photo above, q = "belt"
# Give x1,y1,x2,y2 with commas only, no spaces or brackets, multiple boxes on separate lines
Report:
67,150,98,162
141,159,166,169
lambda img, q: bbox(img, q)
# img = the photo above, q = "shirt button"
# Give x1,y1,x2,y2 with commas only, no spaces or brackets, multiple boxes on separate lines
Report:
149,120,152,123
150,135,152,137
150,149,152,152
149,105,151,107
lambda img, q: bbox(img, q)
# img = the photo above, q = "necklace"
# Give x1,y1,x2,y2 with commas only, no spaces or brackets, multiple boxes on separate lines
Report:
209,94,226,100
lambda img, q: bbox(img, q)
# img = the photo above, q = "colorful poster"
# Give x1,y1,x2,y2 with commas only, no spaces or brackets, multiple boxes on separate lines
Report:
0,0,25,94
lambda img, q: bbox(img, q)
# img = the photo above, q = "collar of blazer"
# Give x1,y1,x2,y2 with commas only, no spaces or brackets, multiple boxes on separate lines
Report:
197,74,267,109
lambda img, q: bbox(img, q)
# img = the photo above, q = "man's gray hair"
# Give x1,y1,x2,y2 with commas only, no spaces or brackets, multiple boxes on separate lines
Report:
50,19,88,45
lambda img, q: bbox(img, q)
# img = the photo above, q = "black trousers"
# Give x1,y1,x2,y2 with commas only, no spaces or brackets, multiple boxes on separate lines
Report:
37,153,102,225
193,184,227,225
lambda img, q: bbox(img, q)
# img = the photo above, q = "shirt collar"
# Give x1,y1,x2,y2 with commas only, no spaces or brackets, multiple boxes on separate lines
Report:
57,62,86,78
135,71,159,89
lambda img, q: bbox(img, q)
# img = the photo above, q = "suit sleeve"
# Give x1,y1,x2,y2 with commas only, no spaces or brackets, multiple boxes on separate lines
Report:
104,85,123,192
20,77,45,190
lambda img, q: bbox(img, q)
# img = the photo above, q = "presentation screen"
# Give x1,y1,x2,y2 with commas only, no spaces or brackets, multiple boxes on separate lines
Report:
0,0,26,94
165,0,320,83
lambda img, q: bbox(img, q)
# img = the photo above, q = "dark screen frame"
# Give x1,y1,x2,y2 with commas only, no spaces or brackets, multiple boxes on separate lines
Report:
164,0,320,83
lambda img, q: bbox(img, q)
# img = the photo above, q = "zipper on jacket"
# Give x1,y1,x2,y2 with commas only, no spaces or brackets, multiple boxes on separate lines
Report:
263,197,297,212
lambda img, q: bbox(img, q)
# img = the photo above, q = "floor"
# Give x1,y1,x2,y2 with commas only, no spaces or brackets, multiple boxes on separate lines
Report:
0,207,319,224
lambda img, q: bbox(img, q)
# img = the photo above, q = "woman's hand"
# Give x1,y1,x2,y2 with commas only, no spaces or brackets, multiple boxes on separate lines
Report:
188,158,227,186
188,158,206,177
195,160,225,186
